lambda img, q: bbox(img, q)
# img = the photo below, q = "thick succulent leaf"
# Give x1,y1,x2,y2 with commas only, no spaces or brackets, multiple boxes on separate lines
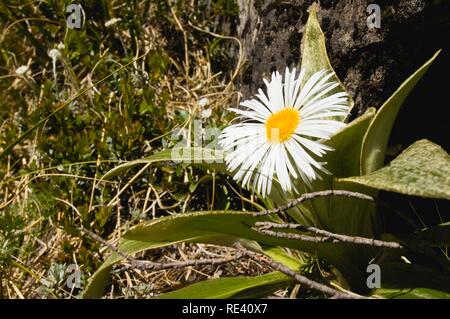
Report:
157,272,293,299
361,51,441,175
324,108,376,178
300,3,354,118
342,139,450,200
102,147,225,180
371,263,450,299
82,211,366,298
262,246,304,270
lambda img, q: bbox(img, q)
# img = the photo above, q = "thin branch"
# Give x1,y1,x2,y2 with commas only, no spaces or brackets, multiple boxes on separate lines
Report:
233,243,365,299
119,255,242,272
254,222,403,249
253,227,323,244
253,190,374,216
80,226,244,272
80,226,128,258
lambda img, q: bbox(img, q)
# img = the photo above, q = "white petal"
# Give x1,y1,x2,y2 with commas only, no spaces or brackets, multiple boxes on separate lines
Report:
293,70,327,108
295,136,333,156
240,99,271,118
228,108,266,123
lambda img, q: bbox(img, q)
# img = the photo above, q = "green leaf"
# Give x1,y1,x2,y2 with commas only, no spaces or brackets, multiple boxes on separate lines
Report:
300,3,354,118
324,108,377,178
342,139,450,200
371,263,450,299
157,272,293,299
360,50,441,175
262,246,304,271
189,175,213,193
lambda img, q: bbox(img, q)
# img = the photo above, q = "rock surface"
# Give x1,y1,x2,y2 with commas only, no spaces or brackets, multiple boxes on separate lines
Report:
235,0,449,121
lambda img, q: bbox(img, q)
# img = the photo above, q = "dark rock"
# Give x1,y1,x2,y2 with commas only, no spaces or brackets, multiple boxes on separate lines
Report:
235,0,449,122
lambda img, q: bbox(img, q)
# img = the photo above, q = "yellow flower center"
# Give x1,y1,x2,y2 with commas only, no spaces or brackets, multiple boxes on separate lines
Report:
265,108,300,143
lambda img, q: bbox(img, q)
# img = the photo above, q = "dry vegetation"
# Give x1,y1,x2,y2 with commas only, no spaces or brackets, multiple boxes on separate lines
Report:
0,0,275,299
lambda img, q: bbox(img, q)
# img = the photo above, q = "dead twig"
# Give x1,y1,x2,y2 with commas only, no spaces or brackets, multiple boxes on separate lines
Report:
254,222,403,249
118,255,242,272
80,226,244,272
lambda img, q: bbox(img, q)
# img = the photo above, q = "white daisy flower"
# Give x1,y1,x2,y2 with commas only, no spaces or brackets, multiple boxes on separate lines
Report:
219,68,350,197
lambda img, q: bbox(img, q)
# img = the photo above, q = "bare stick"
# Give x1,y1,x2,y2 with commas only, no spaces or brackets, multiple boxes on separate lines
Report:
119,255,242,272
254,222,403,249
253,190,374,217
80,226,244,272
80,226,128,259
233,243,365,299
